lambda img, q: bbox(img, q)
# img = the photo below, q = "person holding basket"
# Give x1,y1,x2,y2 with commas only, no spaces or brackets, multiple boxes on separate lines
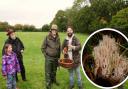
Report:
62,26,83,89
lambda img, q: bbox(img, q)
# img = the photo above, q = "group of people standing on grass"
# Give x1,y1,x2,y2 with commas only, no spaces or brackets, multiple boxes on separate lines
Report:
1,24,124,89
1,25,82,89
41,24,83,89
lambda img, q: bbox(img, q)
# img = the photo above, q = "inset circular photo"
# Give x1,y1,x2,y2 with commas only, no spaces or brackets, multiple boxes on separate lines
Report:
81,28,128,89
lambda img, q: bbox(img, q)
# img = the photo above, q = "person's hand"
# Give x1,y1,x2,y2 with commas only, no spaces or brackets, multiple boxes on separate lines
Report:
21,50,24,53
63,50,67,54
68,45,75,50
3,75,7,79
63,47,68,54
16,87,19,89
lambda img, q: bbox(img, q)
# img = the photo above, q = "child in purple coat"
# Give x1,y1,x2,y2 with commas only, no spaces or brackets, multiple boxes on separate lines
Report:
2,44,20,89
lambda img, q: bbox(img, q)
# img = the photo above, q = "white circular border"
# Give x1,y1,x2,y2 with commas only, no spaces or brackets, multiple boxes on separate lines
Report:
81,28,128,89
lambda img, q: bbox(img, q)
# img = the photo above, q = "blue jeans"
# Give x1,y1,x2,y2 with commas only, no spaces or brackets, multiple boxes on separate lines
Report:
7,74,16,89
68,66,82,87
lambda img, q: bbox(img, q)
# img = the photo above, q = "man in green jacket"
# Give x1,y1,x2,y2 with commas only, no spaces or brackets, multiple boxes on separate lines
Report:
41,24,61,89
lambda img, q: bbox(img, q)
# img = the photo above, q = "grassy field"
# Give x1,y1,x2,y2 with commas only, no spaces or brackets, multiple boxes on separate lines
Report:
0,32,128,89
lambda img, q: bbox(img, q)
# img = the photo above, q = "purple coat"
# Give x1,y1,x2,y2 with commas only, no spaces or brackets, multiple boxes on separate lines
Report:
2,52,20,76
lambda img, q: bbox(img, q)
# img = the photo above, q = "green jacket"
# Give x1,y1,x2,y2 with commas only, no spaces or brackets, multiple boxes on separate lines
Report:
62,36,81,67
41,34,61,59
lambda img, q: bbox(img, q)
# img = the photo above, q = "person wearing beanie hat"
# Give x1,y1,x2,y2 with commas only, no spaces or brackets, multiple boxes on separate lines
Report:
41,24,61,89
2,28,27,82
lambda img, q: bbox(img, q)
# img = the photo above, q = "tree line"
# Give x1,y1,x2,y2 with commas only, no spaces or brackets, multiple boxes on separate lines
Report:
44,0,128,36
0,0,128,36
0,22,42,32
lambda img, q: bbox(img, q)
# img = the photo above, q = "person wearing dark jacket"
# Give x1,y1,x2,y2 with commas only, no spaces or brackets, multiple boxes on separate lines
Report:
41,24,61,89
62,26,83,89
2,29,27,81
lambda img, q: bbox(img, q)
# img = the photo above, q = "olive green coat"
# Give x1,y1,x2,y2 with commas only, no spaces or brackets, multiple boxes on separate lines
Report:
41,34,61,59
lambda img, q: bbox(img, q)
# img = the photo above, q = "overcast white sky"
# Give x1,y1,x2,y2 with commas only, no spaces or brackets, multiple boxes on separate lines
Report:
0,0,74,28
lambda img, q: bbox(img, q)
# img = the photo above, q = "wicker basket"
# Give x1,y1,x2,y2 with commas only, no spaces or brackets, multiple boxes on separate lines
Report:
58,58,74,69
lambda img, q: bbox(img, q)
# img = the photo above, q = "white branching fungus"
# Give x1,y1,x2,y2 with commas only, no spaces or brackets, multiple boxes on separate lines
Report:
93,35,128,82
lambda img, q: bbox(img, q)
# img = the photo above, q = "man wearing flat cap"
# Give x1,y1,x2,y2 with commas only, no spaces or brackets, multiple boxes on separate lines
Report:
41,24,61,89
2,28,27,81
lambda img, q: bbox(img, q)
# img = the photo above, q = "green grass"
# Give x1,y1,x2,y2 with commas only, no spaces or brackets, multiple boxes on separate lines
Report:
0,32,127,89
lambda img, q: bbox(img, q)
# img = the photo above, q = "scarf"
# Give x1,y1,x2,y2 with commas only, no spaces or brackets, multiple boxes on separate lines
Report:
66,34,74,60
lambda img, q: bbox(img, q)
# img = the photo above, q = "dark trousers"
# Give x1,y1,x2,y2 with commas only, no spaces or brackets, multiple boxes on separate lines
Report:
45,56,58,89
16,54,26,81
